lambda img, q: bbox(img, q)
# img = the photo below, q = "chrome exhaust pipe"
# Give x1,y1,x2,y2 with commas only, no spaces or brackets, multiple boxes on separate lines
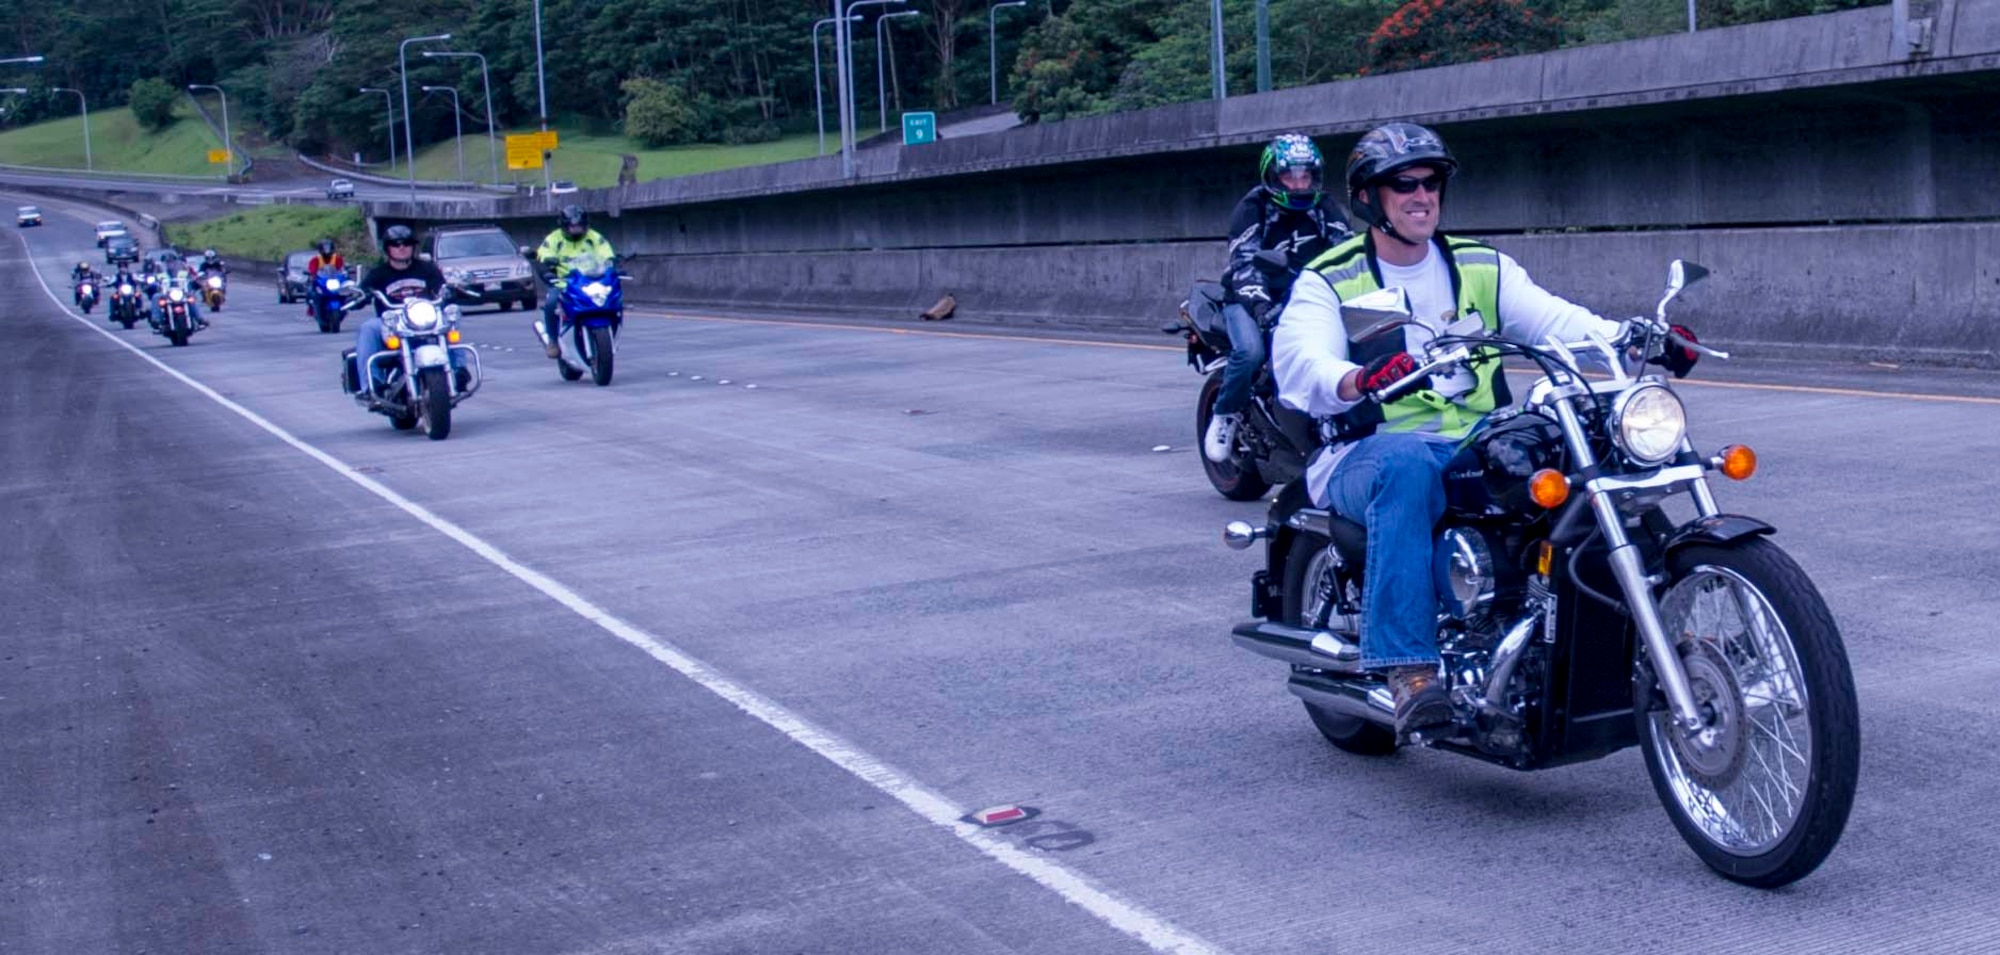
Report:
1230,620,1363,672
1288,671,1396,726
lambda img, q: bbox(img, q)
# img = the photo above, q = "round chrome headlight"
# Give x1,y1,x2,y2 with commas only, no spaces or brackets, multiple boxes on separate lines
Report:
404,300,441,329
119,284,133,295
168,288,185,302
1612,383,1687,465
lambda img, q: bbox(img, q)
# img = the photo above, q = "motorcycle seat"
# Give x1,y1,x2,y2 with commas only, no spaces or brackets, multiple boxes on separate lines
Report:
1186,280,1227,337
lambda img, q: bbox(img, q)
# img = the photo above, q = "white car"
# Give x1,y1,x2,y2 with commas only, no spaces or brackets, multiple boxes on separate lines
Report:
548,180,579,196
17,206,43,228
94,220,126,245
327,179,356,200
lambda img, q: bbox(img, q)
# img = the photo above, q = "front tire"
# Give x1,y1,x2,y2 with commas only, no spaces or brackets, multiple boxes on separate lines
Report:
1196,370,1270,502
1284,531,1396,756
1637,537,1858,888
417,367,452,441
588,325,615,386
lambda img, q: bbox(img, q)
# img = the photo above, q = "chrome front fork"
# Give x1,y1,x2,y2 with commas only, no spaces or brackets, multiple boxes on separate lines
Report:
1552,401,1706,732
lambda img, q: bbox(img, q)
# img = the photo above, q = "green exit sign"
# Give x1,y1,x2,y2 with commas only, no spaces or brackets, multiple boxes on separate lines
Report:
902,112,937,146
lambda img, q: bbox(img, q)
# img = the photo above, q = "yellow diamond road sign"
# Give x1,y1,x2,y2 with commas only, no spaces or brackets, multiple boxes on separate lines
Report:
207,149,232,164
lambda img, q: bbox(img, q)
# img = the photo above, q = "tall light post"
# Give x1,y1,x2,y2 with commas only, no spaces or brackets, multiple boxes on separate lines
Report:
359,87,395,169
1209,0,1226,100
532,0,550,193
398,32,452,200
844,0,905,144
423,50,497,185
186,83,232,178
813,15,860,157
51,87,89,170
876,9,919,133
1255,0,1270,93
421,85,464,181
988,1,1027,107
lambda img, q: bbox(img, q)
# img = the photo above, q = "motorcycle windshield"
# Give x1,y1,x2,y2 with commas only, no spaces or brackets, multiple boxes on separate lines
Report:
560,266,621,316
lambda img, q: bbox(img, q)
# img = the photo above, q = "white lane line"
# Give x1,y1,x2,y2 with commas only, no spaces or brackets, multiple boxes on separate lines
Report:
8,229,1225,955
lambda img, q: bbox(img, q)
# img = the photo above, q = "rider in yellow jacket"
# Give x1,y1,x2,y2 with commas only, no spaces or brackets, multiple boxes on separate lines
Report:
535,204,617,359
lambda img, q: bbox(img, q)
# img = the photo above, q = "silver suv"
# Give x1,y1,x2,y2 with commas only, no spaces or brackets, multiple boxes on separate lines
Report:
424,224,536,311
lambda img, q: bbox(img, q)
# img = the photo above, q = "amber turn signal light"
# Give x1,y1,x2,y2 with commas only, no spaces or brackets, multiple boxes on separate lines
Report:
383,335,402,350
1529,469,1570,509
446,328,462,344
1717,444,1757,481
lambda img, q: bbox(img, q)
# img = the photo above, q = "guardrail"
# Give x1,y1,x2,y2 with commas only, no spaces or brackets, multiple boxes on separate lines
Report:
296,152,514,194
0,161,226,184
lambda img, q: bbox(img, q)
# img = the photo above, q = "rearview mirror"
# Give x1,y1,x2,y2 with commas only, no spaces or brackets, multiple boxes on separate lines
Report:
519,245,535,259
1657,259,1710,319
1340,287,1414,343
418,253,434,263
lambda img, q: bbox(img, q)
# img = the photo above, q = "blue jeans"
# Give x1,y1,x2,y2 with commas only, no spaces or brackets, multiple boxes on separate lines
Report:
1323,434,1459,670
1211,303,1265,417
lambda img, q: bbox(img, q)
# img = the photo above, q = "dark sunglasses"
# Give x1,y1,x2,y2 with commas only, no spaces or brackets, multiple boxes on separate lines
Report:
1384,175,1444,195
385,239,416,248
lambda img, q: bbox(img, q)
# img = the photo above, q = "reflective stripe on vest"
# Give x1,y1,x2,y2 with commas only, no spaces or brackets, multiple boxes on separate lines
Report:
1307,234,1506,441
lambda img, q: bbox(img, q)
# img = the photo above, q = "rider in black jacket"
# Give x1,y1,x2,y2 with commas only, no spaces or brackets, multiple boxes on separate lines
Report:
1204,134,1353,464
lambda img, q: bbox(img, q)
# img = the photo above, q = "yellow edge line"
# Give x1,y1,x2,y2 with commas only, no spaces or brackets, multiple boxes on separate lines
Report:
642,309,2000,407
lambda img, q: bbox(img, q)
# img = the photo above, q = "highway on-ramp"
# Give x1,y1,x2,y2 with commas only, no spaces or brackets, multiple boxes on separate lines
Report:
4,200,1999,953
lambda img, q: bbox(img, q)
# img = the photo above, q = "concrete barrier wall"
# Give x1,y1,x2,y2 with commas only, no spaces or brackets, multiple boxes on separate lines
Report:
392,0,2000,367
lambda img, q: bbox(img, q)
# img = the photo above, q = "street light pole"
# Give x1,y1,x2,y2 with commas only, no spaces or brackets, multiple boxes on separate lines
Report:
1255,0,1270,93
398,32,452,201
186,84,232,179
811,15,858,157
424,51,497,185
421,85,464,181
359,87,395,169
52,87,88,169
876,10,919,134
844,0,905,146
1209,0,1226,100
989,1,1027,107
532,0,550,193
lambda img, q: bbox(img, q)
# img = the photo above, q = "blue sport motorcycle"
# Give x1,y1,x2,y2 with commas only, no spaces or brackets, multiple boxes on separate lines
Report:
310,268,353,334
536,253,625,386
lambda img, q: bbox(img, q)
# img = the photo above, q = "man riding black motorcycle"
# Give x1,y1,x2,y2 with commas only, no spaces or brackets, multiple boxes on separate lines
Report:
71,262,98,305
535,204,617,360
1203,134,1352,465
350,224,466,389
1269,122,1700,737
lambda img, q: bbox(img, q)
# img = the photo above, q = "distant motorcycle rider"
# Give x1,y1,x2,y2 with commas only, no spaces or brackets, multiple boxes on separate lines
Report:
71,262,97,304
1203,134,1353,464
534,204,617,359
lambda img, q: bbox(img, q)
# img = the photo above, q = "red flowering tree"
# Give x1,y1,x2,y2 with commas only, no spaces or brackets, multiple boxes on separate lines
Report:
1365,0,1563,75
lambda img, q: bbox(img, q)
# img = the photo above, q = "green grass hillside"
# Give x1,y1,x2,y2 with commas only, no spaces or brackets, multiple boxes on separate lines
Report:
0,104,229,177
169,206,370,263
382,128,821,188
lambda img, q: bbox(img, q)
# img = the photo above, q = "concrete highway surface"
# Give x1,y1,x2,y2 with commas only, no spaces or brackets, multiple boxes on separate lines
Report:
5,198,1999,954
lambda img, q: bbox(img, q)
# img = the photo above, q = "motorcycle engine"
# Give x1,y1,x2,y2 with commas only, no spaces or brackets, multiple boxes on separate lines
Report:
1433,527,1518,625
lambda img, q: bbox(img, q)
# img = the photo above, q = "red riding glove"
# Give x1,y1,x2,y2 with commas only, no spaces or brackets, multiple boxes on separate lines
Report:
1357,352,1431,398
1648,324,1700,378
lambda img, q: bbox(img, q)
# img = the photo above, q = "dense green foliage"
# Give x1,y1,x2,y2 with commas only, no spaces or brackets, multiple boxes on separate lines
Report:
0,0,1883,159
127,78,181,132
167,205,370,263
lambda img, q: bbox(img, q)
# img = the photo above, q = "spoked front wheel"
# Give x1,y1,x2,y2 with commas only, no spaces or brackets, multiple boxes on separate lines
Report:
1637,537,1858,888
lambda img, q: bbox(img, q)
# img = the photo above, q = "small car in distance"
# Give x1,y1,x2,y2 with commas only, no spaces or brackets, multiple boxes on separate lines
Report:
278,250,314,304
17,206,43,227
327,179,356,200
95,220,126,245
548,180,578,196
104,234,141,265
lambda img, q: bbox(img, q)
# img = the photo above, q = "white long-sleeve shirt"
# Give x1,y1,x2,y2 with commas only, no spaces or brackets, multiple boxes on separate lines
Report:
1271,242,1626,505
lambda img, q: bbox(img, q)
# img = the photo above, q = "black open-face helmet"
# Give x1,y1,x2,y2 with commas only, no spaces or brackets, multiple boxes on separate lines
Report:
558,204,588,238
1260,134,1325,211
317,237,336,256
1345,123,1458,242
382,224,415,249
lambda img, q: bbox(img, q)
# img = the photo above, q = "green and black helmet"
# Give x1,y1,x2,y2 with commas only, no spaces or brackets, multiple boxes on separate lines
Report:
1260,134,1324,211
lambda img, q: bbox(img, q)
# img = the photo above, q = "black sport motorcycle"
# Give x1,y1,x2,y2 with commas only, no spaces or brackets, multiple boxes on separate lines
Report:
1166,250,1322,501
1222,261,1858,887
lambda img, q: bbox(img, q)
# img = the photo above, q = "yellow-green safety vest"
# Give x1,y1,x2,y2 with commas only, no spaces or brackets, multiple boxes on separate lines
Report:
1302,233,1509,442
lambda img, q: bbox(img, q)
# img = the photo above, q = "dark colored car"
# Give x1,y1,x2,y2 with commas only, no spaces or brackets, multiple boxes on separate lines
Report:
104,234,140,265
424,224,537,311
278,250,314,304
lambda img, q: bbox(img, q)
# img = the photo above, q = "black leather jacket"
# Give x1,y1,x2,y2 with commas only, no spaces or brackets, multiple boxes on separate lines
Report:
1222,187,1352,321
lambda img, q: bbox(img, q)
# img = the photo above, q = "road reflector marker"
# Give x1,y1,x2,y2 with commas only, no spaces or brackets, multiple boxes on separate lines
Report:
964,804,1039,828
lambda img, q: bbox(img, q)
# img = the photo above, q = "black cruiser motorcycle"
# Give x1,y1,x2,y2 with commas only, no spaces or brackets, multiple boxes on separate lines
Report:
1222,261,1857,887
1166,250,1323,501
